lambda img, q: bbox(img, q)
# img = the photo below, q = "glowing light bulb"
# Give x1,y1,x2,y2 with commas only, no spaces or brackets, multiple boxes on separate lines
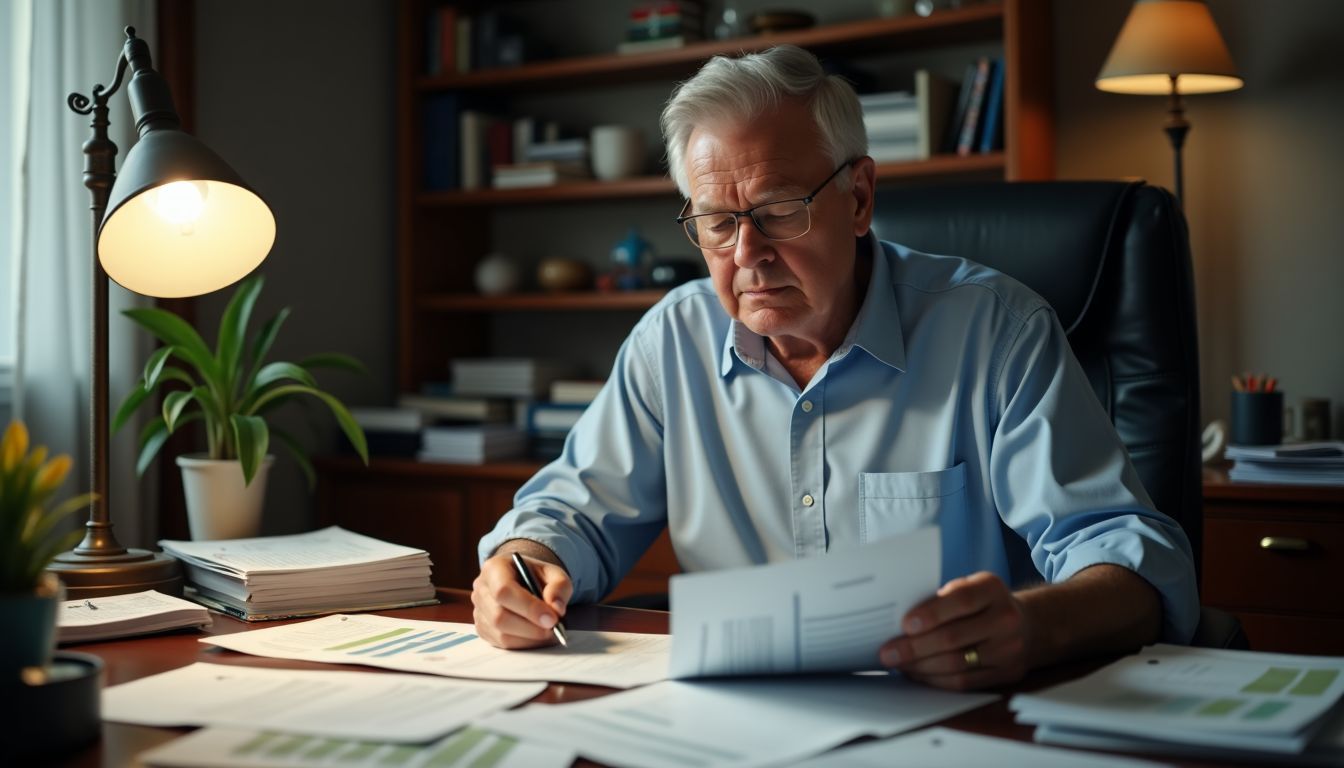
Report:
149,181,208,232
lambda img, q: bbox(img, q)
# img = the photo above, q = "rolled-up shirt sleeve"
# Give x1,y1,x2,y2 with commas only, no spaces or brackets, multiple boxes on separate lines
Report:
989,305,1200,643
477,327,667,604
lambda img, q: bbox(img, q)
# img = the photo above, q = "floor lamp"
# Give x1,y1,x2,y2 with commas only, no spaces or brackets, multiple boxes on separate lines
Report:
1095,0,1242,204
47,27,276,599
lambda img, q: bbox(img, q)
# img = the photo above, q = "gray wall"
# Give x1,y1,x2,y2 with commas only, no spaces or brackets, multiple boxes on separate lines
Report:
1055,0,1344,438
194,0,395,533
191,1,1344,530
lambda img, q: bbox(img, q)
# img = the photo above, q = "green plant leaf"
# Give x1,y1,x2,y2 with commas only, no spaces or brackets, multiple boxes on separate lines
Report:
231,415,269,486
217,275,264,395
135,413,201,476
123,308,219,384
250,362,317,396
247,385,368,465
112,384,154,435
162,390,196,434
271,427,316,490
142,346,175,390
298,353,368,375
247,306,291,386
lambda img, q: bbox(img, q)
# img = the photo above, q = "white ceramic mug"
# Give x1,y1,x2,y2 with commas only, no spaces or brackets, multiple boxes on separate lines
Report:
590,125,644,181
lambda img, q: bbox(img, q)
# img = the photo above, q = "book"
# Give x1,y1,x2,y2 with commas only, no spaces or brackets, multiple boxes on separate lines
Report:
57,590,211,644
527,402,588,433
977,57,1005,153
915,69,957,159
616,35,692,55
491,160,591,189
350,407,424,432
941,61,977,154
451,358,576,398
419,425,529,464
956,57,994,156
398,393,513,423
422,93,460,190
550,379,606,404
159,527,437,621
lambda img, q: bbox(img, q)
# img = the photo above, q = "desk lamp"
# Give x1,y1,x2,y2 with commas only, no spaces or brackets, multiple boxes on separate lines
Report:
1095,0,1242,203
46,27,275,599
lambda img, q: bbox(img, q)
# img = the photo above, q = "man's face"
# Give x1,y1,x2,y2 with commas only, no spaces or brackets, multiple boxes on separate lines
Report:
683,99,875,346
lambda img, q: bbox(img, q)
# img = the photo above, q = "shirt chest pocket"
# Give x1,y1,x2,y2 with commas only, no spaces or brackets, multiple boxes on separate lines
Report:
858,463,967,544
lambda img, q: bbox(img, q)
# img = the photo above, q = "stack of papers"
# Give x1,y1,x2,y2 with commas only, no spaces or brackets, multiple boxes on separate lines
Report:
1225,441,1344,485
57,590,210,643
1011,645,1344,761
159,527,437,621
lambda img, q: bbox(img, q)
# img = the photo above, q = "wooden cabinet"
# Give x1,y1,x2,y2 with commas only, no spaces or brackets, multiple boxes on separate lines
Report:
319,0,1055,595
1201,467,1344,655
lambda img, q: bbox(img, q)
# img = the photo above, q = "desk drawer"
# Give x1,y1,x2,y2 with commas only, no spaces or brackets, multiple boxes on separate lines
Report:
1203,516,1344,616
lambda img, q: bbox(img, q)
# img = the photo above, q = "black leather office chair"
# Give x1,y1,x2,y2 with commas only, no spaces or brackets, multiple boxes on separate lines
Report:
874,179,1246,649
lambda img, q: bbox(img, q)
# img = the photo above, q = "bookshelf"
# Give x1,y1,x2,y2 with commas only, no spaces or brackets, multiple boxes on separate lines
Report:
316,0,1055,592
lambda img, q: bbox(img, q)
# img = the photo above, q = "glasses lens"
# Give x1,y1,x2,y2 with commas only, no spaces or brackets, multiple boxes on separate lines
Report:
686,213,738,249
752,200,810,240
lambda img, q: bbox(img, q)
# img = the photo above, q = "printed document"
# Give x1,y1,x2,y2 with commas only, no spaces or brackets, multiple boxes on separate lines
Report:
478,673,995,768
1011,644,1344,753
669,527,939,678
102,662,544,742
792,727,1170,767
202,613,670,688
139,726,574,768
57,589,210,643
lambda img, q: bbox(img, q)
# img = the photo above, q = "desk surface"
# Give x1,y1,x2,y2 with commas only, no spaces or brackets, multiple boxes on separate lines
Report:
63,589,1263,768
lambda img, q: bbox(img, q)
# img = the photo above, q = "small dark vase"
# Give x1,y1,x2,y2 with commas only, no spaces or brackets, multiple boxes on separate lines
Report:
0,572,61,676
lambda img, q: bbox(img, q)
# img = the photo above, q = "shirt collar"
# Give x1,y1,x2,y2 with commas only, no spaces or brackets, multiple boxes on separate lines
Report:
719,235,906,377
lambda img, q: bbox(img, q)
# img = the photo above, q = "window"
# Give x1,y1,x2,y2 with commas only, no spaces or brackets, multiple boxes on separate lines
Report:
0,0,29,410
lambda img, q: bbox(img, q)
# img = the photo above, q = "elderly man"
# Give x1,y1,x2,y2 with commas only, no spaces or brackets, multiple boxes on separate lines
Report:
473,45,1197,691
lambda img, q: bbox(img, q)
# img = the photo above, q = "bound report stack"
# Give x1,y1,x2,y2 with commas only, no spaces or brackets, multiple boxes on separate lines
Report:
159,527,437,621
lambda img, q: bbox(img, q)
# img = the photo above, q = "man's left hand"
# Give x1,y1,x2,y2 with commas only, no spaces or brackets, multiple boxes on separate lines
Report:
879,571,1029,691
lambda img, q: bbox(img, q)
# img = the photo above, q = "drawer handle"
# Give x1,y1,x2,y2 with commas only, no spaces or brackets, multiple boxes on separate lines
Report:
1259,536,1310,552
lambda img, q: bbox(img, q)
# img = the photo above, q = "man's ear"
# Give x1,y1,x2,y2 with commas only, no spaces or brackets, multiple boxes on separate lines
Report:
849,156,877,236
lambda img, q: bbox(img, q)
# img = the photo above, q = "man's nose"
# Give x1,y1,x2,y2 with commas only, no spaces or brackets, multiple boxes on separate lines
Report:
732,215,774,269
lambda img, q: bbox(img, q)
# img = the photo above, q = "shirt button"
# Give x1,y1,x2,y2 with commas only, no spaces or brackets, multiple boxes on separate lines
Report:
802,494,815,507
801,400,813,413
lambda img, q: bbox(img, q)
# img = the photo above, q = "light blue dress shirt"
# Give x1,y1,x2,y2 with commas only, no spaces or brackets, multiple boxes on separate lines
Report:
480,236,1199,642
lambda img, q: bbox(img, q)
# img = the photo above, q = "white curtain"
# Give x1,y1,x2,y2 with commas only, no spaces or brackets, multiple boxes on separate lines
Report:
13,0,159,546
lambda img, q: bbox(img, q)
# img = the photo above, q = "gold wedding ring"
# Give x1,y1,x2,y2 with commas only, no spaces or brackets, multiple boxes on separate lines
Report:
963,646,981,669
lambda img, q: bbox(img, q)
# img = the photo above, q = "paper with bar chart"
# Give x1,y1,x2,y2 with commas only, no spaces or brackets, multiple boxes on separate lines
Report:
202,613,670,688
479,673,996,768
668,527,939,678
791,726,1167,768
102,663,544,742
1011,644,1344,753
139,726,574,768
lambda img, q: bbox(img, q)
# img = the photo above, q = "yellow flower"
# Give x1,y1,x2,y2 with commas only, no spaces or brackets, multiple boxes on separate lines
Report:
1,421,28,471
34,454,72,495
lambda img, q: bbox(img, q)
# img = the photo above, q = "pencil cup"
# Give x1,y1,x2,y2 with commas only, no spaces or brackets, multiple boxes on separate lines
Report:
1230,390,1284,446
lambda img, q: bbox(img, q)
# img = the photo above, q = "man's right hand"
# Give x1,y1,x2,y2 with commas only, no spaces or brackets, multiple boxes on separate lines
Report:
472,543,573,649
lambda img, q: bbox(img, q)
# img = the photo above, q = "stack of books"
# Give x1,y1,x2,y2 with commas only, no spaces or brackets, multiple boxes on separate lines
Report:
159,527,437,621
942,56,1005,156
526,379,606,461
617,1,703,54
451,358,575,399
1225,441,1344,485
419,424,529,464
349,407,426,457
858,70,956,163
1011,644,1344,764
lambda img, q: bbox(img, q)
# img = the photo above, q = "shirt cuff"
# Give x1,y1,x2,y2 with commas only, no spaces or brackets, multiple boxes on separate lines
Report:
478,509,605,604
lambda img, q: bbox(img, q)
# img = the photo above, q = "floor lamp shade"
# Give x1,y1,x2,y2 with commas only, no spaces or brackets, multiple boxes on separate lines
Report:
99,131,276,298
1095,0,1242,95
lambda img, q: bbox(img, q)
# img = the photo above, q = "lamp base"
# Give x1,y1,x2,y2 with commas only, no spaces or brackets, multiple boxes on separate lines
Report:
47,548,183,600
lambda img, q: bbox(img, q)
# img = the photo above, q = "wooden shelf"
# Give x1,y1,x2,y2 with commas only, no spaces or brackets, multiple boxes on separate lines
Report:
417,3,1004,93
316,455,544,482
418,290,667,312
417,155,1004,208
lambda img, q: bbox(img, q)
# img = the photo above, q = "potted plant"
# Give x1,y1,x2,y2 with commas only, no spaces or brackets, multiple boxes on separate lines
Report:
0,421,93,673
113,274,369,540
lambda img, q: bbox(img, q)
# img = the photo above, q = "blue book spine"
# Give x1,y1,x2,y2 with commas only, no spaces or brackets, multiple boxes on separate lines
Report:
978,58,1005,153
423,93,460,190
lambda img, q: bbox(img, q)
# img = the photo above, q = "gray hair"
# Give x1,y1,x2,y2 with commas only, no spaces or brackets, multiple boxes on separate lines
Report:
660,44,868,198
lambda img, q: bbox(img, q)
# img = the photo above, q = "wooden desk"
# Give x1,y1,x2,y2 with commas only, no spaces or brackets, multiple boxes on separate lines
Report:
60,589,1265,768
1202,467,1344,654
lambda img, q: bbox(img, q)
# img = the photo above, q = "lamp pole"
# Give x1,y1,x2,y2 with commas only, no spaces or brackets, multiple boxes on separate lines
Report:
47,28,183,599
1164,74,1190,206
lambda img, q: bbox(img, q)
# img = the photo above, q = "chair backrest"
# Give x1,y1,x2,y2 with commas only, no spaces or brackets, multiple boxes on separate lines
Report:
873,181,1204,573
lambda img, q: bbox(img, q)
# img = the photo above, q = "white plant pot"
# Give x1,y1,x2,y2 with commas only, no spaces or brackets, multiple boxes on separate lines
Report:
177,453,275,540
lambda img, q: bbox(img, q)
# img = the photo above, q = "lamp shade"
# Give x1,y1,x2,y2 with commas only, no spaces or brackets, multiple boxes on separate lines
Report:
1096,0,1242,95
97,129,275,298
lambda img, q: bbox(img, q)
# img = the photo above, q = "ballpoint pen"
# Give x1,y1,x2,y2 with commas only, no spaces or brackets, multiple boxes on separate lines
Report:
511,551,568,647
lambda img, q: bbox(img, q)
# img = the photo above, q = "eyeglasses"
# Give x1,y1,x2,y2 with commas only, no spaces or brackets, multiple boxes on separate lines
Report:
675,161,853,250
